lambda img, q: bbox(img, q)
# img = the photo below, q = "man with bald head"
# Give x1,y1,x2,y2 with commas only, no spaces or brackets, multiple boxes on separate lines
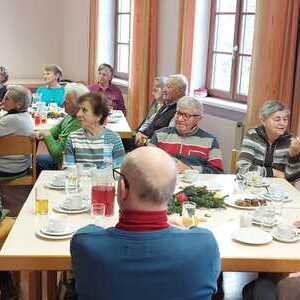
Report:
71,147,220,300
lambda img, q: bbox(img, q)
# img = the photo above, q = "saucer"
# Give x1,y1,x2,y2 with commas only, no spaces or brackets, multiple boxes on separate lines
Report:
40,224,75,236
36,229,73,240
45,182,65,190
271,229,300,243
54,205,89,214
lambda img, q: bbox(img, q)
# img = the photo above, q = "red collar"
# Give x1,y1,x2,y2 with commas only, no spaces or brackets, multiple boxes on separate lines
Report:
116,210,169,232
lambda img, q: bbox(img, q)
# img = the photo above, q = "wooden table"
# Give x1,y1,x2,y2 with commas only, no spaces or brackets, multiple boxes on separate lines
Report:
1,173,300,298
0,109,132,138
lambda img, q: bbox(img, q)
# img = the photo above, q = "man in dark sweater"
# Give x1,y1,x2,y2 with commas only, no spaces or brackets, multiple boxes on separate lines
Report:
71,147,220,300
134,74,188,146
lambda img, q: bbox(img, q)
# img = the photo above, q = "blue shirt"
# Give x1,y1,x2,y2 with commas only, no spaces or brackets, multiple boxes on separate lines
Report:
71,225,221,300
36,86,65,106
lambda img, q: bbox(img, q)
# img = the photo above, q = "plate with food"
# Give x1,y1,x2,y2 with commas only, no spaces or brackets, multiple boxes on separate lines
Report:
224,195,267,210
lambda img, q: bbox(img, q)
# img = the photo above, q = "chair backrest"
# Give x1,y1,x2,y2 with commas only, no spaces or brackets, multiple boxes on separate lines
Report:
0,135,37,186
230,148,239,174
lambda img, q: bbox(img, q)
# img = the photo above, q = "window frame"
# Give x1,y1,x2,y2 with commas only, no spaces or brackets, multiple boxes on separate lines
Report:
206,0,255,103
114,0,131,80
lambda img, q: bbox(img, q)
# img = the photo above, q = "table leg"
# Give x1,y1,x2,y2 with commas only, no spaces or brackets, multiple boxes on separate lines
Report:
19,271,42,300
42,271,57,300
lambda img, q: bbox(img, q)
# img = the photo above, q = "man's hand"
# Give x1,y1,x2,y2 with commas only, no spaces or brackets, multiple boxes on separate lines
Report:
289,137,300,157
34,131,43,140
272,169,285,178
135,132,148,146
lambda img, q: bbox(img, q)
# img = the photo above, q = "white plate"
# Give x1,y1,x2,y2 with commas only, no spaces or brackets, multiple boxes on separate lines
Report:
271,230,300,243
40,224,75,236
54,205,89,214
36,229,73,240
224,195,261,210
246,181,269,188
231,227,273,245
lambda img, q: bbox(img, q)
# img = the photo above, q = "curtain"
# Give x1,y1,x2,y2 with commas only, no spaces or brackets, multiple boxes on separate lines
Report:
176,0,196,89
127,0,158,129
88,0,98,85
246,0,300,129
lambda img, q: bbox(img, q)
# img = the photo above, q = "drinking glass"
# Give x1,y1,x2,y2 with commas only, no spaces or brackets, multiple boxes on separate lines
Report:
78,163,96,206
35,186,49,215
182,201,196,228
236,164,250,192
91,203,106,226
65,164,79,195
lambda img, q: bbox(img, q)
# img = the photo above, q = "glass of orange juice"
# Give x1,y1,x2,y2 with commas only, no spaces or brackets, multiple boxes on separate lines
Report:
35,186,49,215
182,201,196,228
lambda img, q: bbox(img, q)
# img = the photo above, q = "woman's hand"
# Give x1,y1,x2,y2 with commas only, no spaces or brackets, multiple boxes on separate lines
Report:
289,137,300,157
272,169,285,178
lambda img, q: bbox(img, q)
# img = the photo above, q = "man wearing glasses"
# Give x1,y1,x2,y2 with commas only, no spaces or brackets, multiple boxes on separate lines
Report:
71,147,220,300
150,96,224,173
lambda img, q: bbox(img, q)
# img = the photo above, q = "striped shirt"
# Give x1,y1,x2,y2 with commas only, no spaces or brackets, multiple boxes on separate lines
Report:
237,126,300,181
150,127,224,173
65,128,125,169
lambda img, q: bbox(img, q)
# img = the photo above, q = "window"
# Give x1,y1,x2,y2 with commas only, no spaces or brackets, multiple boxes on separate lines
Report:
114,0,131,80
206,0,256,102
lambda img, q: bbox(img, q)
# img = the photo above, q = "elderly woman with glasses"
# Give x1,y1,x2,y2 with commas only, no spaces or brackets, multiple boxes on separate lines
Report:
64,93,125,169
237,100,300,181
0,85,34,177
0,66,9,101
150,96,224,173
36,64,65,107
89,63,126,114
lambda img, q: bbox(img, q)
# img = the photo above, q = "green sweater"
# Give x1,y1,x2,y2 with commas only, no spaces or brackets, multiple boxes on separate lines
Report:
43,115,81,164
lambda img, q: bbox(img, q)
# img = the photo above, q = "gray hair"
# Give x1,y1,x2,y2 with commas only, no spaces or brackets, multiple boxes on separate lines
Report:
154,76,167,88
122,151,177,205
259,100,290,121
6,85,32,111
44,64,63,82
0,66,9,84
64,83,89,103
168,74,188,95
177,96,204,115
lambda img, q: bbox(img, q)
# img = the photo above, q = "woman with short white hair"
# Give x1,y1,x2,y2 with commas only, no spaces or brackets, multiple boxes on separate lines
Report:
237,100,300,181
0,85,34,176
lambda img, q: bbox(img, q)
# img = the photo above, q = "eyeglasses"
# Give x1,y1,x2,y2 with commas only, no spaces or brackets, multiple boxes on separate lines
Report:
175,111,201,120
113,168,129,189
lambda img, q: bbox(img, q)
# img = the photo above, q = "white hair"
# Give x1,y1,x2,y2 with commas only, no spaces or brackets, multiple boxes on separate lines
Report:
168,74,188,95
64,83,89,103
6,85,32,110
177,96,204,115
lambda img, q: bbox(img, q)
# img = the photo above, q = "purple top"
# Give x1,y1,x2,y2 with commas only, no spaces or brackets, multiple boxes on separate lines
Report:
89,83,126,114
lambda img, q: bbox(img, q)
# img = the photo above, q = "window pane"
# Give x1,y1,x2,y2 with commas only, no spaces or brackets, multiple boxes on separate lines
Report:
214,15,236,52
118,14,130,43
243,0,256,13
216,0,237,12
211,53,232,91
237,55,251,95
118,0,130,13
240,15,255,55
117,44,129,74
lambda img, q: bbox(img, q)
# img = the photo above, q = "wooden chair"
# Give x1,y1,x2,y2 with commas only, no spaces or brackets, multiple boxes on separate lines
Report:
230,148,239,174
0,135,37,186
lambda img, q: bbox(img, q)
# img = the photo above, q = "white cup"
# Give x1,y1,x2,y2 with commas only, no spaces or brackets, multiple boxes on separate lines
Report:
276,224,297,240
63,193,83,209
52,174,66,186
47,214,68,233
183,169,199,182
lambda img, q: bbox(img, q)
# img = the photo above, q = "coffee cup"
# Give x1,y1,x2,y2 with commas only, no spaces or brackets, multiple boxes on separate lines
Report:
52,174,66,187
63,193,83,209
183,169,199,182
276,224,297,240
47,214,68,233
